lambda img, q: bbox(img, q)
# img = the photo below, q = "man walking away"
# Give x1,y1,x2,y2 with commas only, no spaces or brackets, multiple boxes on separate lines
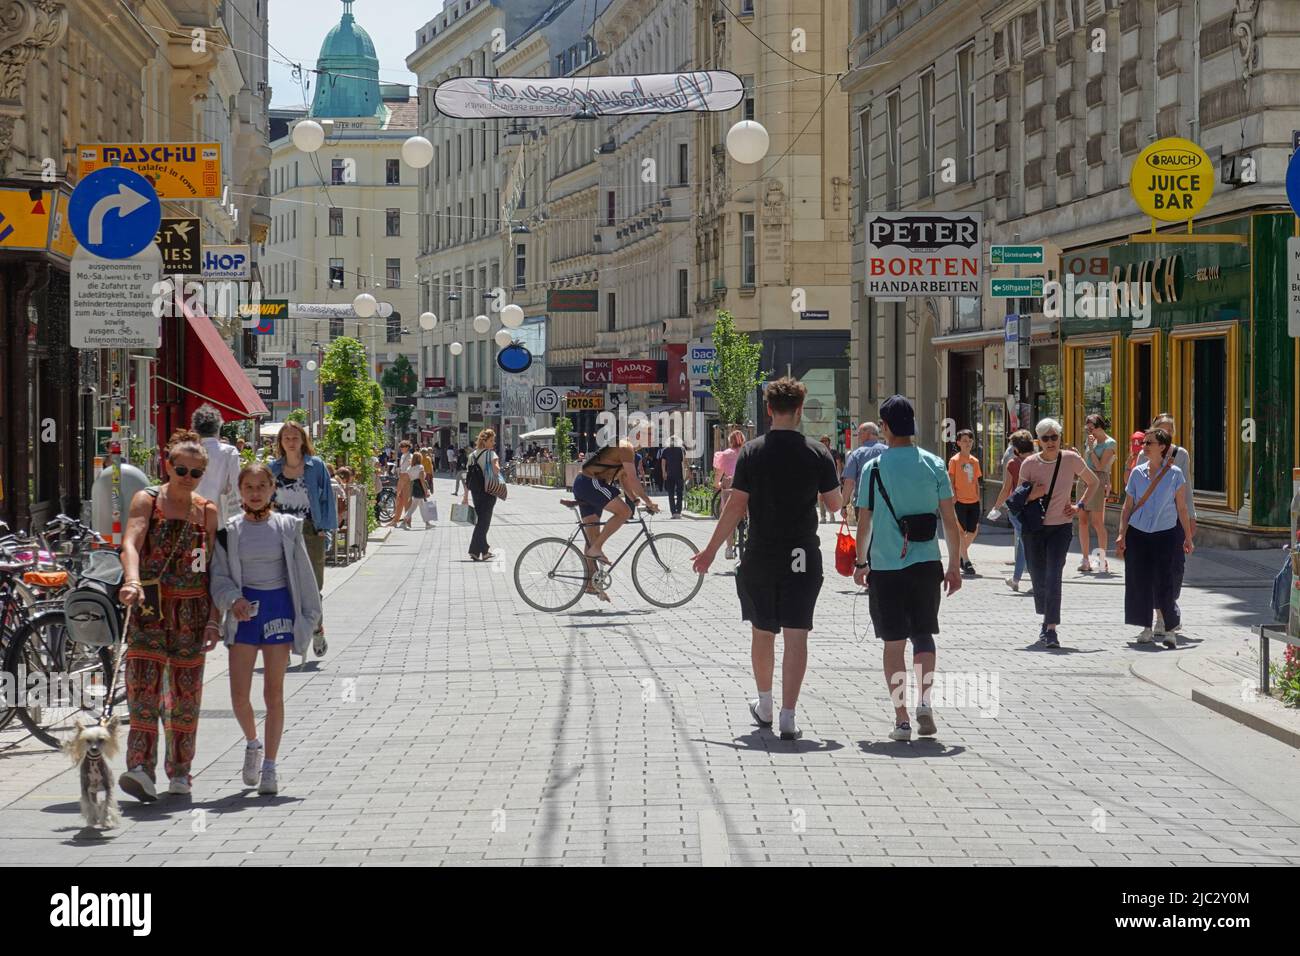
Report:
692,377,842,741
948,429,982,576
191,404,241,524
841,422,886,523
853,396,963,741
660,436,686,518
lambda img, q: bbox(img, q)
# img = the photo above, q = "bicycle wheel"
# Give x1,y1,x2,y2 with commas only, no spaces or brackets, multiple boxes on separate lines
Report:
710,491,721,519
513,537,590,613
4,610,112,749
632,533,704,608
376,488,396,523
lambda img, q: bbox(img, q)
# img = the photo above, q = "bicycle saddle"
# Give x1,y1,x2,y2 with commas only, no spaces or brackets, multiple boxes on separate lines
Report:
560,499,579,508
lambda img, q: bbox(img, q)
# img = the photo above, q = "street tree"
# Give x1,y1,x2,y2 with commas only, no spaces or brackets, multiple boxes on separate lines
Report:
708,310,764,431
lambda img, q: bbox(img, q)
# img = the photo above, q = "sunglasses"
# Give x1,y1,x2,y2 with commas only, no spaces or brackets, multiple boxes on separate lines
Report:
1143,440,1162,446
1040,434,1060,441
171,465,205,479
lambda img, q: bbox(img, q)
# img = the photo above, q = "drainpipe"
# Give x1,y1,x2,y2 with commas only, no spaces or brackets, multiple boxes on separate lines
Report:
1191,0,1201,141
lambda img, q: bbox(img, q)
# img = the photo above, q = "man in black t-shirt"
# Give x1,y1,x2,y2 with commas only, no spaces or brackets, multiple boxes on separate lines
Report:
693,377,842,741
659,437,686,517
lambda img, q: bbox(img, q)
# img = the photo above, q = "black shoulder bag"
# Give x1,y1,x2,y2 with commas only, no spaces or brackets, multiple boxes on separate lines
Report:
868,468,939,560
1007,453,1062,534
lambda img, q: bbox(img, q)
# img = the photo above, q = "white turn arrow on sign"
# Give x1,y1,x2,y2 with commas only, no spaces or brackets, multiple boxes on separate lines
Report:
88,184,150,245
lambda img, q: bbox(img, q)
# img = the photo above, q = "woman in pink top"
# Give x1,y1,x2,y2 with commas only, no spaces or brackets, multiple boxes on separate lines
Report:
1015,418,1100,648
712,429,746,559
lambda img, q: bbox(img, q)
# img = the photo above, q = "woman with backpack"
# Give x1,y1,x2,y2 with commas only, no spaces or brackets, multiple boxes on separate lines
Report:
466,429,503,561
116,429,222,802
210,461,322,795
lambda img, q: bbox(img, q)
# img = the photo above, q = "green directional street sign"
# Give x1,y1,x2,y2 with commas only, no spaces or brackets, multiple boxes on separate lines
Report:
990,245,1045,265
990,277,1044,297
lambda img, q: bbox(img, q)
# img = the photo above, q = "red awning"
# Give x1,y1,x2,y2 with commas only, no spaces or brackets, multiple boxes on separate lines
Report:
182,304,269,421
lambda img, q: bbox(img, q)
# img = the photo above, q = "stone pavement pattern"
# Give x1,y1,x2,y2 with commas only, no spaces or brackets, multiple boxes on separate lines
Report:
2,481,1300,865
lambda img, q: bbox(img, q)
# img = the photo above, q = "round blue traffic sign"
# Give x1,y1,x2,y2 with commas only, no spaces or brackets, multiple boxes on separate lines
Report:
68,166,162,259
1288,149,1300,218
497,344,533,374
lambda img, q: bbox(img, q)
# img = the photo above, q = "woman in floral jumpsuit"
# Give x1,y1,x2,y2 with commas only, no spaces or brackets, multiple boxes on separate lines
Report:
117,429,221,802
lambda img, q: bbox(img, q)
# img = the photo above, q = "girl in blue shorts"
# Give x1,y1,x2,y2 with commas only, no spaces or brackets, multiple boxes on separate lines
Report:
211,462,322,796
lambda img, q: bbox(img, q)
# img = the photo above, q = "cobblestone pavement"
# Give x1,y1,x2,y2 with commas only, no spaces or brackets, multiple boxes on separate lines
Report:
3,481,1299,866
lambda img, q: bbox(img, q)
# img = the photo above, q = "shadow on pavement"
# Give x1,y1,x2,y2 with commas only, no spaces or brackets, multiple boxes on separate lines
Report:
858,740,966,758
695,732,845,754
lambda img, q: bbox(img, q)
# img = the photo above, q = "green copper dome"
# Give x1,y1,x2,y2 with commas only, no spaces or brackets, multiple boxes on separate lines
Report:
310,0,383,119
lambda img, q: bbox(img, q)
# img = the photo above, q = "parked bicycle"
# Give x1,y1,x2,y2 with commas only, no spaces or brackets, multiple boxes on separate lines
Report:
513,499,704,612
1,515,124,748
375,468,398,523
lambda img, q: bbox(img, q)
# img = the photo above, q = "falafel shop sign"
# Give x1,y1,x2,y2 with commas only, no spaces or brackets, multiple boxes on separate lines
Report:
434,71,743,119
864,212,983,296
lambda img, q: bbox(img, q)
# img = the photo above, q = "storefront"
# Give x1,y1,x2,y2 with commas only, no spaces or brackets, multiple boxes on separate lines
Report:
757,329,850,446
1058,210,1292,543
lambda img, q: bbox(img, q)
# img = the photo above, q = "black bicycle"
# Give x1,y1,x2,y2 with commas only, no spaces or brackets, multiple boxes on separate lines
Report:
709,485,749,562
513,500,705,612
2,516,121,748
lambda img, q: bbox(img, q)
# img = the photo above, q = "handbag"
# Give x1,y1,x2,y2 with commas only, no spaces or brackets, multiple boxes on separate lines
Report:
834,517,857,576
1007,453,1062,534
451,502,477,524
868,468,938,559
470,450,508,500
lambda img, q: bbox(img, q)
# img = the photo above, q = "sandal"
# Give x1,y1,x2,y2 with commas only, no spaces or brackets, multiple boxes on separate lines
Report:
1077,561,1092,573
583,584,611,603
584,549,611,565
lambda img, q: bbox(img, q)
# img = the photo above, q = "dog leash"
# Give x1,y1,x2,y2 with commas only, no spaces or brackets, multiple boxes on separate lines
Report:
100,606,130,724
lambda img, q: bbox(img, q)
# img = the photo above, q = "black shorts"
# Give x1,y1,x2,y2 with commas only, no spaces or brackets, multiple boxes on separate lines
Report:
867,561,944,642
736,546,823,633
954,501,980,533
572,473,621,519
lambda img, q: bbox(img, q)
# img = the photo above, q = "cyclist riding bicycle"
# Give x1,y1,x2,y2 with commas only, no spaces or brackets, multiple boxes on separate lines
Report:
574,440,660,597
713,429,746,559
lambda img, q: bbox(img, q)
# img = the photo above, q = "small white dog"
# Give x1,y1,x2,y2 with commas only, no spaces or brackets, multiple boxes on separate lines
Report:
64,715,122,830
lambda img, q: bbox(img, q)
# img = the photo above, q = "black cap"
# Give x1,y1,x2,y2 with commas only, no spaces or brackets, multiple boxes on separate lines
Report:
879,395,915,437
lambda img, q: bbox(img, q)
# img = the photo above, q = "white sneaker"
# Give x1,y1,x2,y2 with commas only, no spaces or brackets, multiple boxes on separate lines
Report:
1136,628,1154,644
1004,576,1020,591
258,766,278,796
167,776,191,795
778,710,802,741
889,722,913,741
242,742,263,787
119,767,157,803
915,705,937,736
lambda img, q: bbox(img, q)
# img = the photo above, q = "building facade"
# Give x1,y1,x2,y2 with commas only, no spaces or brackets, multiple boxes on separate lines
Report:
847,0,1300,545
693,0,854,445
0,0,270,529
261,3,420,433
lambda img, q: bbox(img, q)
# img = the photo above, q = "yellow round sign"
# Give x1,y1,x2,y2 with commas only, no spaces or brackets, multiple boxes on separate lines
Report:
1130,137,1214,222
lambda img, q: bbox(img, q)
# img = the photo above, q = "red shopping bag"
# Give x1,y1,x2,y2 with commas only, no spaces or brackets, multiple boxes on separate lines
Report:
835,517,857,577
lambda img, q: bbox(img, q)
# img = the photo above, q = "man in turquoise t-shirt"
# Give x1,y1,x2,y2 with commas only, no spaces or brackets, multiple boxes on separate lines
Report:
853,395,964,743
